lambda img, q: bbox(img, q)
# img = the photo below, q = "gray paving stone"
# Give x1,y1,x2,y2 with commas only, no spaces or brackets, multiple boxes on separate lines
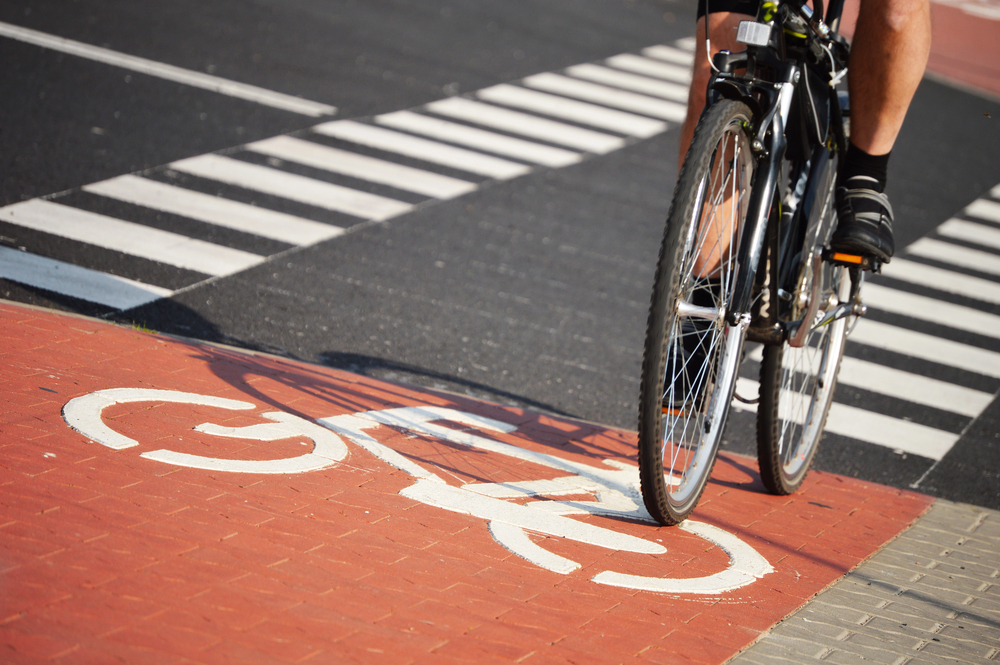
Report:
725,500,1000,665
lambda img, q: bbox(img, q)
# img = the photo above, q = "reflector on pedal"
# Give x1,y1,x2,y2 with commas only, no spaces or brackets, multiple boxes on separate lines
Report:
662,406,686,417
830,252,864,264
737,21,772,46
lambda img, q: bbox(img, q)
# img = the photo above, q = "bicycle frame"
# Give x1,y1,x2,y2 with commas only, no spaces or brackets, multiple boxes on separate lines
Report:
702,0,851,344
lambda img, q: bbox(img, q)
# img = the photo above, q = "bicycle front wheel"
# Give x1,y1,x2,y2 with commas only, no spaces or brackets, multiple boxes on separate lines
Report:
638,100,756,525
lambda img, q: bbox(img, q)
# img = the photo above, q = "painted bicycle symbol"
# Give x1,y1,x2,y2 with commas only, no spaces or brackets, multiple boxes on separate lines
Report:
63,388,773,594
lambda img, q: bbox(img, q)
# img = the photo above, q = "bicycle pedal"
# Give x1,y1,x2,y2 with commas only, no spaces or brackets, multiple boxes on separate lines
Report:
822,248,883,273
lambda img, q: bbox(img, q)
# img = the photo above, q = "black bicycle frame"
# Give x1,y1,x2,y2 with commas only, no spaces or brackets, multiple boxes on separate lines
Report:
704,0,849,340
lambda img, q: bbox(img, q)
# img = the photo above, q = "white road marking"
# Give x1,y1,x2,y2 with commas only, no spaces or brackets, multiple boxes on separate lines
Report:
836,356,993,418
246,135,477,199
885,258,1000,305
564,63,689,102
965,198,1000,224
476,84,668,137
604,53,693,83
641,45,697,66
0,246,172,310
169,153,413,220
936,218,1000,253
850,318,1000,378
746,345,993,418
0,21,336,117
521,72,687,122
863,282,1000,339
734,378,959,461
375,110,582,167
83,175,342,245
0,199,263,276
425,96,626,153
312,120,531,179
907,237,1000,277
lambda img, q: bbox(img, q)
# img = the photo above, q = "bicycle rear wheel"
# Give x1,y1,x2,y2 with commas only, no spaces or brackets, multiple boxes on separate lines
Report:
756,240,849,495
638,100,756,525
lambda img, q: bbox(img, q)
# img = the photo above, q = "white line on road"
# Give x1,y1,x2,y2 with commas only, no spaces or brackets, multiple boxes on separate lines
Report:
936,218,1000,253
850,318,1000,379
169,154,413,220
424,97,625,154
885,258,1000,306
836,355,993,418
0,246,172,310
521,73,687,123
964,198,1000,225
246,135,478,199
374,110,582,168
906,236,1000,278
83,175,342,245
0,199,263,276
476,84,668,138
745,345,992,418
0,21,337,117
312,120,532,180
564,63,689,102
604,53,693,83
734,377,959,461
641,45,696,65
862,281,1000,340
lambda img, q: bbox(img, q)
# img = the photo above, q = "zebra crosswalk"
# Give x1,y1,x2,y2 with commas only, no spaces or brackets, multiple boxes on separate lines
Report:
0,41,694,311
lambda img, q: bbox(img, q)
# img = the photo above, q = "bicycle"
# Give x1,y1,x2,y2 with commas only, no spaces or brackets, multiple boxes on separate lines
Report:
637,0,872,525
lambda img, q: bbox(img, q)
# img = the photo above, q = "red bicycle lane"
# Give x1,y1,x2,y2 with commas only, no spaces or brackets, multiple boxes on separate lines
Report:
0,301,932,664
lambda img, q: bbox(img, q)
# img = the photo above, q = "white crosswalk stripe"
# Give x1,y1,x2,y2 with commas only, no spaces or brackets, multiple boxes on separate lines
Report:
82,175,342,245
733,378,960,461
564,63,689,102
312,120,532,179
861,282,1000,340
642,45,697,65
170,153,414,220
374,111,583,167
0,246,172,310
521,72,687,122
0,199,264,276
424,96,626,153
936,217,1000,252
604,53,693,82
476,84,668,137
906,236,1000,278
745,346,994,419
883,258,1000,305
246,135,478,199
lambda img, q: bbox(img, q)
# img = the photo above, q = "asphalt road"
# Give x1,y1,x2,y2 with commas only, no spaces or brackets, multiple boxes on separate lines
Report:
3,0,1000,509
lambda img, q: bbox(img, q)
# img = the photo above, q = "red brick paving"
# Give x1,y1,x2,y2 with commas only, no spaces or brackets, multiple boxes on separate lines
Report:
0,302,933,663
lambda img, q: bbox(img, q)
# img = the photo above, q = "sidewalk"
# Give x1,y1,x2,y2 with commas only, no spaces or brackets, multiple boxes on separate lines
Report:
1,301,997,664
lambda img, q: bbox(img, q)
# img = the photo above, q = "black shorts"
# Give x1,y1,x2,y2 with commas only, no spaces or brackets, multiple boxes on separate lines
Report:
697,0,761,18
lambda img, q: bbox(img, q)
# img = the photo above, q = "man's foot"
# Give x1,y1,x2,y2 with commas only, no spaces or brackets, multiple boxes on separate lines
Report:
829,176,895,264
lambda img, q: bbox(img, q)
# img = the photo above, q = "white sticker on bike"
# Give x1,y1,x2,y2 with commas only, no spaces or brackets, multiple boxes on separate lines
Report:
63,389,773,594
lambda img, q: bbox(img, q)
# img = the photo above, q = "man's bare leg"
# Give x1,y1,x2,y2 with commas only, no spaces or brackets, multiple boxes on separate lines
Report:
678,14,755,279
679,13,753,171
848,0,932,155
831,0,931,262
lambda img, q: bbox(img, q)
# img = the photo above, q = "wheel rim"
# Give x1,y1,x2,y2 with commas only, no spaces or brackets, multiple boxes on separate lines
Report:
660,118,753,510
775,265,848,481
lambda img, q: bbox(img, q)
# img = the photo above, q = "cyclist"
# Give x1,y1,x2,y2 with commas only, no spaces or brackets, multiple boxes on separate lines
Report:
679,0,931,264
